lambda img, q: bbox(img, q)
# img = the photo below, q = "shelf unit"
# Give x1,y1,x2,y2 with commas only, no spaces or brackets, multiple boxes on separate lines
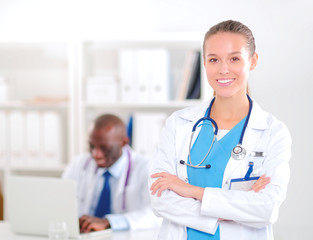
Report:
0,32,212,219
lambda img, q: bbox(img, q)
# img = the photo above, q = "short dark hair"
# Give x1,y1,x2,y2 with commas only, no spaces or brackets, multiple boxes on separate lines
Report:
94,114,124,129
93,114,126,139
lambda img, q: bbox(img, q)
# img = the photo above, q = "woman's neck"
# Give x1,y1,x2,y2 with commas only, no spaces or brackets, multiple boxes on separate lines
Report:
210,94,250,129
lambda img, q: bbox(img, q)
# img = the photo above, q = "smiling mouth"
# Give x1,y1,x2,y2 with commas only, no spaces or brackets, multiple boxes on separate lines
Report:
96,159,107,165
216,78,235,83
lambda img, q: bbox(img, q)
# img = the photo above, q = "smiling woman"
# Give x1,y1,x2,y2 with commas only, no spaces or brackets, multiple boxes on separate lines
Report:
204,32,257,100
149,20,291,240
203,21,257,98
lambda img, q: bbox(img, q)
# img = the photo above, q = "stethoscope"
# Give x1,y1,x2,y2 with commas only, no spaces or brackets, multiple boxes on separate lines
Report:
83,147,131,210
180,95,253,169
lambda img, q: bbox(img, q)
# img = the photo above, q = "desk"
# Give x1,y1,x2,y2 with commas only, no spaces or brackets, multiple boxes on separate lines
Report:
0,221,160,240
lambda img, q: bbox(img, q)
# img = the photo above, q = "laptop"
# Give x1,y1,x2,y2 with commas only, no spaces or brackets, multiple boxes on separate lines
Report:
7,175,112,239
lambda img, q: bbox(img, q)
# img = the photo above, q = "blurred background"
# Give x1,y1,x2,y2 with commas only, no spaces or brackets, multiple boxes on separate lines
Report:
0,0,312,239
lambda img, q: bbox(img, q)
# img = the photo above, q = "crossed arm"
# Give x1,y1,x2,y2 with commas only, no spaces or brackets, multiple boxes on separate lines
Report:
150,172,271,200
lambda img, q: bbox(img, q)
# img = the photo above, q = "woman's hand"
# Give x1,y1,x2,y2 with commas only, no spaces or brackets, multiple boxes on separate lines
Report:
150,172,270,202
150,172,204,201
250,174,271,192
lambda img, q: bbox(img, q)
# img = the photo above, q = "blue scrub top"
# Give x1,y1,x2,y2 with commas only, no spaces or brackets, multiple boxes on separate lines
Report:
187,116,246,240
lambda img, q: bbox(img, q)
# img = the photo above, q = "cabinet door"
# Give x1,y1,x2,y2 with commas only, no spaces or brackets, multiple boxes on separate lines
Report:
0,43,69,170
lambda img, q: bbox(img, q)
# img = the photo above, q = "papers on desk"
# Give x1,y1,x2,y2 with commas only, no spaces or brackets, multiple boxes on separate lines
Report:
0,109,63,167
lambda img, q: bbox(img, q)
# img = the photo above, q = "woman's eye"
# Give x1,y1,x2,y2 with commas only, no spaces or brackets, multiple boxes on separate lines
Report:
208,58,218,63
231,57,240,62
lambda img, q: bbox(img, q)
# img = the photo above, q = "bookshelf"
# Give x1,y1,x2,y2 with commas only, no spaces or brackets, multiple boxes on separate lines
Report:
0,32,211,219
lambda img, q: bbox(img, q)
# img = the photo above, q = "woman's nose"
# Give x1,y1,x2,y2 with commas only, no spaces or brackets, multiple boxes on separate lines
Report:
219,62,230,75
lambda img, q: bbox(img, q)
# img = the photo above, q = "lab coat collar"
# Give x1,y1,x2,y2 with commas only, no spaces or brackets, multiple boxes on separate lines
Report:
178,101,209,123
177,98,269,131
247,100,269,130
107,148,128,179
175,98,270,183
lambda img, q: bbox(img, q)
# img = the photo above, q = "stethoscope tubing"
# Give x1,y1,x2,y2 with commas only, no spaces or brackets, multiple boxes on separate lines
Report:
185,95,253,168
238,95,253,145
192,97,218,134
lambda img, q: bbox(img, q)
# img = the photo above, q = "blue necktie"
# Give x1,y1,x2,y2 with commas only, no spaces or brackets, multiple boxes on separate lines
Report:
94,171,111,217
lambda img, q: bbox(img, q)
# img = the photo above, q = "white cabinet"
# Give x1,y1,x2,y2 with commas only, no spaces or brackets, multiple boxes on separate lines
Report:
0,33,211,219
0,43,69,171
0,42,70,220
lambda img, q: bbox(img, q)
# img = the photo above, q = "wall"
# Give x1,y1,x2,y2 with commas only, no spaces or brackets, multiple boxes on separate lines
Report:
1,0,312,239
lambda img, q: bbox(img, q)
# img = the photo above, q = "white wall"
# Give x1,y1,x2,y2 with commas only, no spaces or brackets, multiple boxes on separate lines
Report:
1,0,312,239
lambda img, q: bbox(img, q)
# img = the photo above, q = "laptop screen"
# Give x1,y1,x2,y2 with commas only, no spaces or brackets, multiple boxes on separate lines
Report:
7,176,81,238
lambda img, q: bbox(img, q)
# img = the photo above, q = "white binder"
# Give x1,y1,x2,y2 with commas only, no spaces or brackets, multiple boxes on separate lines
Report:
42,111,62,166
8,111,25,166
119,49,136,103
25,111,42,166
149,49,170,103
135,50,150,103
119,49,170,103
132,112,167,159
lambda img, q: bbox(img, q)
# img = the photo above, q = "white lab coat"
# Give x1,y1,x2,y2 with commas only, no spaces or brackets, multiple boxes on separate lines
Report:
149,100,292,240
63,146,160,230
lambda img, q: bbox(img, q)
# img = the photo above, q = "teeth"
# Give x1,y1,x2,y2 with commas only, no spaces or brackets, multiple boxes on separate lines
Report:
218,79,233,83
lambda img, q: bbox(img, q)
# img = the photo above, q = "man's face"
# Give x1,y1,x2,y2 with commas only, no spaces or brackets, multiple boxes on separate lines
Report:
88,126,124,168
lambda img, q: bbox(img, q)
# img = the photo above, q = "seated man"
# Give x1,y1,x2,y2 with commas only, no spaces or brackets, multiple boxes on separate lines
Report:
62,114,160,232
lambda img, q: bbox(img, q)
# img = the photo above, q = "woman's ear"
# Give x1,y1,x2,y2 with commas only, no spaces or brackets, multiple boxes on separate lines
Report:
250,53,258,71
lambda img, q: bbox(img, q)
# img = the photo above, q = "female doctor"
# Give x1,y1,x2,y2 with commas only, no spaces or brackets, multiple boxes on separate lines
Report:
149,20,291,240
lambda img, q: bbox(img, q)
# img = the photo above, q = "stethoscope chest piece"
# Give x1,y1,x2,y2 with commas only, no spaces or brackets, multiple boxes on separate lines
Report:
186,94,252,167
231,144,246,160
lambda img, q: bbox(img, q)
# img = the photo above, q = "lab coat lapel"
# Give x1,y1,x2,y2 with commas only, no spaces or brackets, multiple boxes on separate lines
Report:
222,127,259,183
112,151,130,213
175,99,269,184
176,121,193,163
223,100,269,183
176,102,210,180
176,102,210,161
176,120,193,180
82,161,99,215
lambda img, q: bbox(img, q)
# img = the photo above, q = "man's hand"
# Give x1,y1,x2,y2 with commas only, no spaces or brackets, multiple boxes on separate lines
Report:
79,215,110,233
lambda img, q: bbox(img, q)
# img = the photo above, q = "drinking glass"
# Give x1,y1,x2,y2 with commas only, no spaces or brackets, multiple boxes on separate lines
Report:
48,221,69,240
